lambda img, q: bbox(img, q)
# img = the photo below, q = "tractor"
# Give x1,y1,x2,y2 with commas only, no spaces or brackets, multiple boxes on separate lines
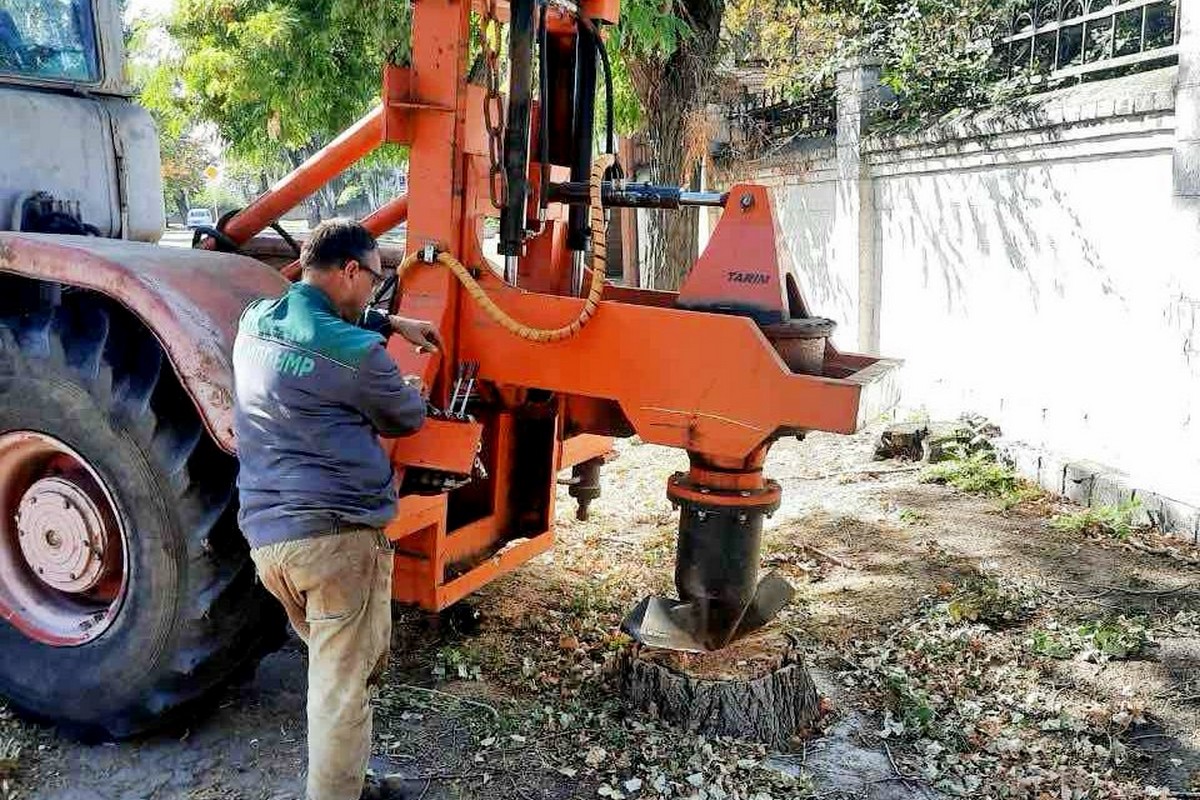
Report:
0,0,898,738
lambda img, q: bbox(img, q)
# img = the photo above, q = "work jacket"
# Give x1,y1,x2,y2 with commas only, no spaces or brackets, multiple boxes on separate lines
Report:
233,282,424,548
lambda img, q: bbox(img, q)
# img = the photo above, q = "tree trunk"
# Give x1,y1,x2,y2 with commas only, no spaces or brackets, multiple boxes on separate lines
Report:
615,632,820,747
627,0,723,290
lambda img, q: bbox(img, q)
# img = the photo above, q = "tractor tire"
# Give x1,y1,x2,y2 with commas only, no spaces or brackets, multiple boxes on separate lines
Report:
0,286,286,739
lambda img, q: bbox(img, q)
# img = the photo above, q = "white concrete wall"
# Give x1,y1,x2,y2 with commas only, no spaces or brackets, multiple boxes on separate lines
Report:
743,65,1200,517
873,129,1200,506
754,147,861,345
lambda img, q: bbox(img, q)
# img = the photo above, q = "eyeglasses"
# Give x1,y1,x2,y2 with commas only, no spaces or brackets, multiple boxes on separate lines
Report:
347,259,387,288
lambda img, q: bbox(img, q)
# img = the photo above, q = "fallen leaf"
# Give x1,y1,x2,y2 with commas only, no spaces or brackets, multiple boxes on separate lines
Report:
585,746,608,767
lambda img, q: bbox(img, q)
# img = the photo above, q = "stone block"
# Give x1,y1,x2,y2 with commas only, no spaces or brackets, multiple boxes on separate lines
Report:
1091,471,1135,510
1037,452,1067,496
1135,491,1200,541
1173,139,1200,197
1177,86,1200,140
999,442,1042,486
1062,460,1105,506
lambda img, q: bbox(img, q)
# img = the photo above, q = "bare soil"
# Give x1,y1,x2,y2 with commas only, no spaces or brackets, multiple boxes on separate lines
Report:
4,425,1197,799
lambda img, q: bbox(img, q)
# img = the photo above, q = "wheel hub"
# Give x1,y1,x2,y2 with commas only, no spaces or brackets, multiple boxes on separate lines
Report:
17,477,110,593
0,431,128,646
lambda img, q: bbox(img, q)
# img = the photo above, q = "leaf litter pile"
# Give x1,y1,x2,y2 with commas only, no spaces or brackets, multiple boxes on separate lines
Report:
373,427,1200,800
0,424,1194,799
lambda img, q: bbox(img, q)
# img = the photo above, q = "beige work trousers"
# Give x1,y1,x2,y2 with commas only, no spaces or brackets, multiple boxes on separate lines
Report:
250,527,394,800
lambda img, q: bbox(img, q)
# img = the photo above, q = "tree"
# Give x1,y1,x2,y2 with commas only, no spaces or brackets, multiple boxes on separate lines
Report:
859,0,1019,125
138,0,410,224
722,0,854,94
615,0,724,290
158,131,210,221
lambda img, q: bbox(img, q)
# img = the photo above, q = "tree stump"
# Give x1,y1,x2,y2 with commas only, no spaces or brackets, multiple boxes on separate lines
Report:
615,629,820,747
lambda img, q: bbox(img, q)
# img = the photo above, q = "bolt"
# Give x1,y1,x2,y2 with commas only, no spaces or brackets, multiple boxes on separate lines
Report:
69,572,77,581
36,568,43,575
699,487,710,494
740,491,751,497
62,498,70,510
740,193,754,210
697,510,708,521
45,530,61,547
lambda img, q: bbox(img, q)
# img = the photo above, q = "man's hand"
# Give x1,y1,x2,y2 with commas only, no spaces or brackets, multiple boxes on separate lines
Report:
388,315,443,354
401,374,428,398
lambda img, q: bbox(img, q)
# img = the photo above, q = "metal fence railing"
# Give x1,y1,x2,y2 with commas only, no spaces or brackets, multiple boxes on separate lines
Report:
724,84,837,157
1000,0,1179,80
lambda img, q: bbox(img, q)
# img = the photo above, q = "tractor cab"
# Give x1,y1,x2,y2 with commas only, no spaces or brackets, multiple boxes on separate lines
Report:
0,0,163,241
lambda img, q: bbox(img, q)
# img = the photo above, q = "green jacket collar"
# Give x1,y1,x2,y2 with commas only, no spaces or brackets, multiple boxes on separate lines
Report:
292,281,338,315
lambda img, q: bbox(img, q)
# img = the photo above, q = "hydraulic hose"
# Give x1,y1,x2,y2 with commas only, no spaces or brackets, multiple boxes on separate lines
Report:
396,154,614,343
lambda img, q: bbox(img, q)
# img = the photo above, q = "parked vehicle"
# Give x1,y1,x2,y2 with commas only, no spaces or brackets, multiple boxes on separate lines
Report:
185,207,215,229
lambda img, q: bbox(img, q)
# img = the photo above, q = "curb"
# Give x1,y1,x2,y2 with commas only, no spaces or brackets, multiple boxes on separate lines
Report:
993,439,1200,545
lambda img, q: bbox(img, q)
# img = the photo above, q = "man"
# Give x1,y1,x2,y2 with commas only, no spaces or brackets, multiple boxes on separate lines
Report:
233,219,442,800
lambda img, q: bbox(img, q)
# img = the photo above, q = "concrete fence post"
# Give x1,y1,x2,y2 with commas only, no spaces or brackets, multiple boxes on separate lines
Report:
1174,0,1200,195
834,58,883,352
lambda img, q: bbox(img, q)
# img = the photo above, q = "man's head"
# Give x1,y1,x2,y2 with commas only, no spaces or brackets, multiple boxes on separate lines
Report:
300,219,386,321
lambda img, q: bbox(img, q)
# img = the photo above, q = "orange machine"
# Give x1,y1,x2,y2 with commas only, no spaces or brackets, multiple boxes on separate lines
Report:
208,0,899,652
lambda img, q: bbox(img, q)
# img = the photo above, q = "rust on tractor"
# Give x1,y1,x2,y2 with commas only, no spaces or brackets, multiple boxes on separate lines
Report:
0,233,288,453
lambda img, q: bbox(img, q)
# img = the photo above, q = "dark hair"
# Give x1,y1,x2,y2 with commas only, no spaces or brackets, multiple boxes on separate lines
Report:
299,218,378,272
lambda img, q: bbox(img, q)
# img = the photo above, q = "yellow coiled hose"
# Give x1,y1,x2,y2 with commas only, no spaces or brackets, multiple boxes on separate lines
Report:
396,154,614,343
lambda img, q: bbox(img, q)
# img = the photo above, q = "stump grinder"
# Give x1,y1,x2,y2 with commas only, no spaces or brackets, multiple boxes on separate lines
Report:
0,0,897,736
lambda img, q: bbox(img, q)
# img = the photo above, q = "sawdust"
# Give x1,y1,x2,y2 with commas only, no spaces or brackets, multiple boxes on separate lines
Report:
634,628,797,682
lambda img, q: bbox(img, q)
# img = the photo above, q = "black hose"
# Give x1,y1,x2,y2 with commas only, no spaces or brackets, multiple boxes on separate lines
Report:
270,222,301,257
538,0,551,214
190,225,241,252
575,14,619,178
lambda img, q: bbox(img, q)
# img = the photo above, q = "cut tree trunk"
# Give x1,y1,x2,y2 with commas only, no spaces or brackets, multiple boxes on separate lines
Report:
615,630,820,747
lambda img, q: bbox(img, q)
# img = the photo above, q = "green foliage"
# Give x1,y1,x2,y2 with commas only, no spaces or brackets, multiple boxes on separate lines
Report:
566,580,621,619
722,0,855,95
858,0,1023,125
158,134,211,218
1077,616,1154,661
1026,628,1074,659
433,645,484,681
194,182,248,216
881,669,936,737
718,0,1028,125
1050,501,1143,541
921,452,1019,498
616,0,694,60
946,571,1039,627
137,0,410,168
1024,616,1155,662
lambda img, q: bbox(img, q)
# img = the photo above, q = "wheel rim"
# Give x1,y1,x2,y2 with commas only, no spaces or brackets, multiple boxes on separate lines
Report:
0,431,128,646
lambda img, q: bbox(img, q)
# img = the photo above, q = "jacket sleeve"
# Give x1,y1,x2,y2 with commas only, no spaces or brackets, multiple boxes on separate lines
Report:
356,343,425,436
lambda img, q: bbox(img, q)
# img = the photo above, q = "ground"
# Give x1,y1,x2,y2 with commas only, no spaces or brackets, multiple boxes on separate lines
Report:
4,424,1199,799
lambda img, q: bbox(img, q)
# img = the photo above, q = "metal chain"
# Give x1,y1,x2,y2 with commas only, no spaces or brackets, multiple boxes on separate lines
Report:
481,0,506,210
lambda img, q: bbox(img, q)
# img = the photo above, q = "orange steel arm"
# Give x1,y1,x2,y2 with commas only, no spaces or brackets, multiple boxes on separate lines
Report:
278,192,410,281
220,107,386,247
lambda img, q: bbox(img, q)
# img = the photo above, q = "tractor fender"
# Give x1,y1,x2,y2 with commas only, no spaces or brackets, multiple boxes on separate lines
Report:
0,232,289,454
